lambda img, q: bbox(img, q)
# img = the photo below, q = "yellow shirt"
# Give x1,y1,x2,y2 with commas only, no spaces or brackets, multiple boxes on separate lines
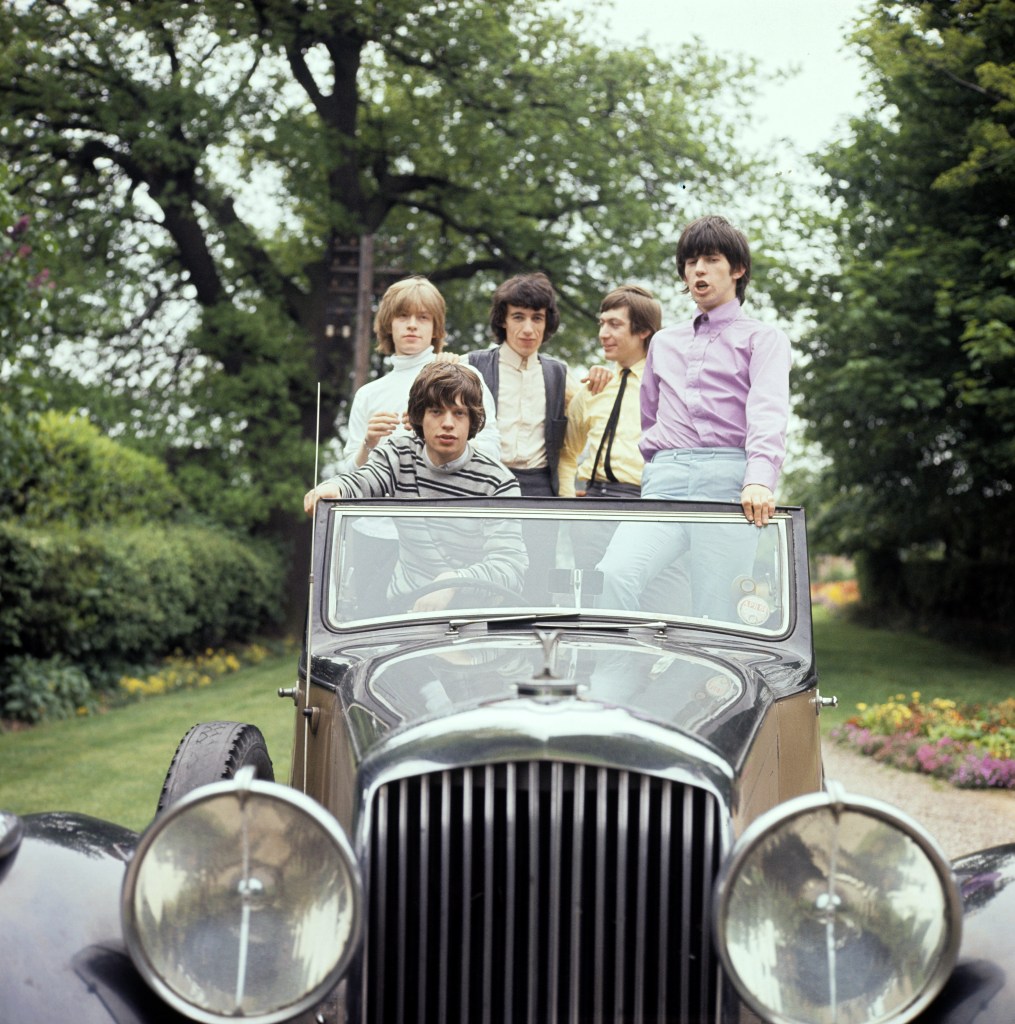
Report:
558,359,646,497
497,344,548,469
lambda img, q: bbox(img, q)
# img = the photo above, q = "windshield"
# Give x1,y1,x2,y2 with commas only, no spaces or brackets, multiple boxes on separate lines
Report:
367,638,745,730
324,504,792,637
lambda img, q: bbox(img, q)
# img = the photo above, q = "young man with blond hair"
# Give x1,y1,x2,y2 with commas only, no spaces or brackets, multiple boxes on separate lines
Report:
336,276,500,471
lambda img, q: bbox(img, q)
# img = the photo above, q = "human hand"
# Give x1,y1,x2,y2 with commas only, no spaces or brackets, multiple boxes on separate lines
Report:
740,484,775,526
433,351,461,364
364,411,401,448
582,365,613,395
412,572,459,612
303,483,343,516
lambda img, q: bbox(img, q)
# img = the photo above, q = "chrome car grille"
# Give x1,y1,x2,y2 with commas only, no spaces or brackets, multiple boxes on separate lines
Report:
362,761,724,1023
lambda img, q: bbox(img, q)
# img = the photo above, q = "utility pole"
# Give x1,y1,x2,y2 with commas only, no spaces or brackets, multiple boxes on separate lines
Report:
325,231,406,395
353,233,375,393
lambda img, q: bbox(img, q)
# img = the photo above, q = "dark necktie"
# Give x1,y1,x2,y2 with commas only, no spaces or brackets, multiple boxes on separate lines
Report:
590,368,630,484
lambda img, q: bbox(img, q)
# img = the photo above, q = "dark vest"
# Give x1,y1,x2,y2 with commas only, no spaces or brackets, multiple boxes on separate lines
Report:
465,348,568,495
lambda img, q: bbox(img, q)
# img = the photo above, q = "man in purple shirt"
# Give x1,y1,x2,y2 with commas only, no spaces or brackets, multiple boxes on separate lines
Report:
598,215,791,621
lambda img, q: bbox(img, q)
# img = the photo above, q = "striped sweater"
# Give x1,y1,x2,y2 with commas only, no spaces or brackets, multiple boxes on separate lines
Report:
323,435,526,599
324,434,520,501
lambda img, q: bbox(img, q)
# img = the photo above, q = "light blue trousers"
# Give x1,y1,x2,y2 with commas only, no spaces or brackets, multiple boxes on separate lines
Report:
597,449,760,622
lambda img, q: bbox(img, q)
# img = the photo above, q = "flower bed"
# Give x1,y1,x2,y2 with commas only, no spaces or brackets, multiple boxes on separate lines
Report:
833,692,1015,790
810,577,860,612
118,641,287,700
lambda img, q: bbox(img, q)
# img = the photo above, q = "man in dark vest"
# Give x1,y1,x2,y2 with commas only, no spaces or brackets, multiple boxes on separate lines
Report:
464,272,569,496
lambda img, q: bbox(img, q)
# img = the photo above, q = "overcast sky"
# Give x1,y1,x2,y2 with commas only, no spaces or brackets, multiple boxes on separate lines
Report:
571,0,871,155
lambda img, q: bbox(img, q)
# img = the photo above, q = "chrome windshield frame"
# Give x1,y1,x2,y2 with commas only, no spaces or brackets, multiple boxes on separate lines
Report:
319,499,797,642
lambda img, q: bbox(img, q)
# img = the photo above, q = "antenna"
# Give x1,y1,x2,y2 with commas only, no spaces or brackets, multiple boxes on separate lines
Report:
302,382,322,793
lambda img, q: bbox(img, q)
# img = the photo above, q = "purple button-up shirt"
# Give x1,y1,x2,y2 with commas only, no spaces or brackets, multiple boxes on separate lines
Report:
639,298,791,492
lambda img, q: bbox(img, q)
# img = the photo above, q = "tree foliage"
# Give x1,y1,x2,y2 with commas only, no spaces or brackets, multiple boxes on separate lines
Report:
1,169,57,513
797,0,1015,567
12,410,188,528
0,172,54,350
0,0,771,547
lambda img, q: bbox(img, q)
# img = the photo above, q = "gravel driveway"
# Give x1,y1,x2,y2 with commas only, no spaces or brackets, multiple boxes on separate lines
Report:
822,739,1015,860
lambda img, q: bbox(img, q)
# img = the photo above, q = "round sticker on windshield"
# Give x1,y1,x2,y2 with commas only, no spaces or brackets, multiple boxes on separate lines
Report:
705,674,734,699
737,594,771,626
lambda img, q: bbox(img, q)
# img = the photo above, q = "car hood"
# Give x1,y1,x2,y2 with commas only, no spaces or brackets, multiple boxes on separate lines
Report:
331,629,809,769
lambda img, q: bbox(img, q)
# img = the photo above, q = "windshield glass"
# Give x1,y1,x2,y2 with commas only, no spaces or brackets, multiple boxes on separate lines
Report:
324,505,792,636
365,638,746,730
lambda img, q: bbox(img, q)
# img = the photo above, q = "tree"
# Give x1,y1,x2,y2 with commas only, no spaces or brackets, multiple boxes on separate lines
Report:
0,169,56,517
0,0,774,613
796,0,1015,590
0,180,53,347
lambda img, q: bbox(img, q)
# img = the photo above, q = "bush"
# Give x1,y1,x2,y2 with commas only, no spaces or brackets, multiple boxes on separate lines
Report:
0,655,98,724
0,404,44,518
15,411,187,527
0,519,284,686
854,550,1015,655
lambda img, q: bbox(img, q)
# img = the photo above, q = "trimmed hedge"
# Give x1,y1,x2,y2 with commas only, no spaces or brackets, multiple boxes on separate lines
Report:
16,410,187,528
855,550,1015,654
0,519,284,676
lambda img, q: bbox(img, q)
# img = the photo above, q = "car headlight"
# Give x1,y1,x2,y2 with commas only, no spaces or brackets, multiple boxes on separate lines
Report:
122,767,361,1024
714,784,961,1024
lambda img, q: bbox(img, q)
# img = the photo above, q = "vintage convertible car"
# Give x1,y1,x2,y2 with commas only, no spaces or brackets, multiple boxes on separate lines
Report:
2,497,1014,1024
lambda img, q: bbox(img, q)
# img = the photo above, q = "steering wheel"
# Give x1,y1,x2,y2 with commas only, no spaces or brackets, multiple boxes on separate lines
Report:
401,576,522,609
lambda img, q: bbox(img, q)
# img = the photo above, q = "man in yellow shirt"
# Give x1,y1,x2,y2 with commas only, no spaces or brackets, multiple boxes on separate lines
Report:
558,285,662,497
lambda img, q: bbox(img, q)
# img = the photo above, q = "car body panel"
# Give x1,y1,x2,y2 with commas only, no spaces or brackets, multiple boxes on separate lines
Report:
917,845,1015,1022
295,630,823,843
0,813,191,1024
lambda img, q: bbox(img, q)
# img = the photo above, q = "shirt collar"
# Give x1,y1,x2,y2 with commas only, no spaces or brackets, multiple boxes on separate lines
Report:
423,442,472,473
499,343,536,372
693,297,742,331
618,357,647,377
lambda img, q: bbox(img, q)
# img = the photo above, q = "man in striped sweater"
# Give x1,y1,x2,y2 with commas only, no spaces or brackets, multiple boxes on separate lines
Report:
304,362,525,612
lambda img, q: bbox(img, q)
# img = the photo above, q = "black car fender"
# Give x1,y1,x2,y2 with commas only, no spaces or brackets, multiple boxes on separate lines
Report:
0,810,190,1024
917,843,1015,1023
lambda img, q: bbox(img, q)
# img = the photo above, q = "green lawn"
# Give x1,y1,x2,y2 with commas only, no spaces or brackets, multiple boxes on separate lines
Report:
0,655,296,833
812,607,1015,732
2,616,1012,833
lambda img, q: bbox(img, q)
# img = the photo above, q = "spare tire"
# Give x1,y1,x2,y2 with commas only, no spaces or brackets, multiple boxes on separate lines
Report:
156,720,274,815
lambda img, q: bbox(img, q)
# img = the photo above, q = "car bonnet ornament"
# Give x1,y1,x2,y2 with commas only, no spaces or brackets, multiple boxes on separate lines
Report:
514,628,580,699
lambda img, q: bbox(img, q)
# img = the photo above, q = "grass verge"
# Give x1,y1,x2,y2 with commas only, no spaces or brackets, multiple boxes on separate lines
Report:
0,654,296,832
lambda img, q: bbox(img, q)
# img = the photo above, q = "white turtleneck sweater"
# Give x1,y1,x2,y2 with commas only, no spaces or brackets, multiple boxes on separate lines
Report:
336,349,502,473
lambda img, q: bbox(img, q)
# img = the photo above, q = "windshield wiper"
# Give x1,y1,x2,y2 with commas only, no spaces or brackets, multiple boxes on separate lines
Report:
447,611,581,630
447,612,668,635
